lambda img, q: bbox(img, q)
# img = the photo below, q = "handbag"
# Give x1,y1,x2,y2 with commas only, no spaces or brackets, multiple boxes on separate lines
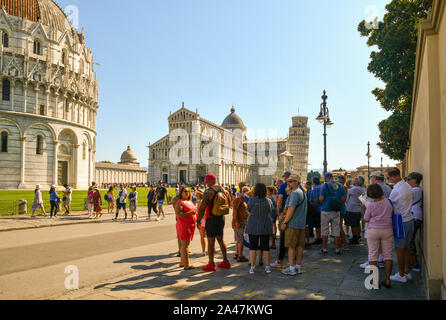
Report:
388,199,405,239
325,183,342,212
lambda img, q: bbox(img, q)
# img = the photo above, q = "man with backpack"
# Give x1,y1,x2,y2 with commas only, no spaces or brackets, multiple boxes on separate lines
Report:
197,174,231,272
319,173,347,255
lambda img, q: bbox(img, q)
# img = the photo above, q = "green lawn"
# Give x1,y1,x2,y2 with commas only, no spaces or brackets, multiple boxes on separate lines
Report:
0,188,178,216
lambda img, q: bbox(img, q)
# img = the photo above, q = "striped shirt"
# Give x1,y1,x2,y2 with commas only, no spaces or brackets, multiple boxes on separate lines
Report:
245,197,273,236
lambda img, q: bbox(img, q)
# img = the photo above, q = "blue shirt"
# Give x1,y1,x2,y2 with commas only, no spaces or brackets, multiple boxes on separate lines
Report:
286,189,307,229
147,190,155,201
269,196,277,219
310,185,323,212
320,181,346,212
50,191,58,202
277,182,288,213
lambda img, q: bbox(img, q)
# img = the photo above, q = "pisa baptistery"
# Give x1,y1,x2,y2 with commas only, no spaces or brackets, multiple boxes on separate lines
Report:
0,0,99,189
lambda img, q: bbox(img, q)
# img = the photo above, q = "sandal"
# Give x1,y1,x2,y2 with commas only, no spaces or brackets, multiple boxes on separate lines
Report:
184,266,196,270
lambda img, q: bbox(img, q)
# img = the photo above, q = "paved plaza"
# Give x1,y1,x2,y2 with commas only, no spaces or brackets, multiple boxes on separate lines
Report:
0,207,426,300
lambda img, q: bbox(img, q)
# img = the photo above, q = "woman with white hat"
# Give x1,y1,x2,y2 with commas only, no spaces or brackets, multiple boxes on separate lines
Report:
31,185,47,218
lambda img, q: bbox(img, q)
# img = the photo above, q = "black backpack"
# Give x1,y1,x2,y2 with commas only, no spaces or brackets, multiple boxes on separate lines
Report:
325,183,342,212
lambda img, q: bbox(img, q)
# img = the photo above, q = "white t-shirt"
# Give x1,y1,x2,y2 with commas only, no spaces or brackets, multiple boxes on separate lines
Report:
65,187,72,200
389,180,413,222
118,189,128,203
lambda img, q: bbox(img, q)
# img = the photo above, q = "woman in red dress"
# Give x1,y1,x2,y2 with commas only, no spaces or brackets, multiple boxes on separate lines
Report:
174,186,198,270
92,187,103,219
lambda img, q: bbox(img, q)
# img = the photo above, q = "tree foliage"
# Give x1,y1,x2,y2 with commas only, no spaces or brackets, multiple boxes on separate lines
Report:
307,170,321,183
358,0,433,161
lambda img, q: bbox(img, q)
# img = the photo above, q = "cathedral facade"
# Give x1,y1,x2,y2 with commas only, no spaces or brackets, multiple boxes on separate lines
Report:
0,0,98,190
148,103,310,186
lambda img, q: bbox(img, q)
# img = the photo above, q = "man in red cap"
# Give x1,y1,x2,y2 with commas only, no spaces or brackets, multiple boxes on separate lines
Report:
198,174,230,272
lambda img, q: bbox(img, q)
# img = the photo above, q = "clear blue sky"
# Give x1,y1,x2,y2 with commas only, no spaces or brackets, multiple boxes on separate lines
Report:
58,0,396,171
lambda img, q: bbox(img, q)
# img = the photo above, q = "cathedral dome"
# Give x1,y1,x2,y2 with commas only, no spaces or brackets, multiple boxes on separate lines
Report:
1,0,74,33
120,146,138,163
222,106,246,129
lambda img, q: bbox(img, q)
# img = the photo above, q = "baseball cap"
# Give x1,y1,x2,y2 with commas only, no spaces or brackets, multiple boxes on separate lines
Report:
283,172,291,178
204,174,217,183
324,173,333,179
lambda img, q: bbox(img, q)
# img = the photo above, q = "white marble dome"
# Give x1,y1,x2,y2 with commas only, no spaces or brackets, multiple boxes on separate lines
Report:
0,0,99,189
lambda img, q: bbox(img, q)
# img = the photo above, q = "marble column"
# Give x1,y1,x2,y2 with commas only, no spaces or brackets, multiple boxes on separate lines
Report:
19,136,26,188
23,83,28,113
10,83,15,111
73,144,80,189
53,140,59,185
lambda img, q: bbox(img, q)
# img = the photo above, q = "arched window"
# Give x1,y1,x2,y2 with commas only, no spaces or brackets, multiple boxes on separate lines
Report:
2,79,10,101
62,50,66,64
33,40,41,55
1,132,7,153
36,135,43,155
2,33,8,48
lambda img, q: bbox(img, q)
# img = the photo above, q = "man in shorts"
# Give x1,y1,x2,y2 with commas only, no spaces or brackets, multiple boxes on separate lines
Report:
319,173,347,255
113,184,128,221
198,174,230,272
62,184,72,216
280,174,307,276
155,181,168,221
387,168,414,283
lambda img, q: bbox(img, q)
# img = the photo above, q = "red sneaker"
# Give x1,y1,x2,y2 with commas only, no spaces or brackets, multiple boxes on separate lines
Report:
217,261,231,269
202,264,216,272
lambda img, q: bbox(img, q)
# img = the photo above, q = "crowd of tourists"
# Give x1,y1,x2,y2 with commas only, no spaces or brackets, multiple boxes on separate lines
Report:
30,167,424,289
168,169,424,290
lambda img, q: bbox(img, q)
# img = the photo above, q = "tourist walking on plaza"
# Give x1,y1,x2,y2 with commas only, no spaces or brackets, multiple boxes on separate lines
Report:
114,184,128,221
363,184,394,288
309,177,323,246
49,185,60,218
31,185,47,218
245,183,273,274
106,186,115,213
62,184,72,216
198,174,231,272
174,186,198,270
387,168,414,284
346,177,366,245
319,173,347,255
92,187,103,219
271,172,291,268
232,186,250,263
407,172,424,272
128,185,138,220
281,175,307,276
304,181,313,246
147,186,158,220
156,181,168,221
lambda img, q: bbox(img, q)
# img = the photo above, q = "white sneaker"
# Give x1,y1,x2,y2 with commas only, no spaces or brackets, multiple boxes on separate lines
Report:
249,267,255,275
360,261,370,269
281,267,297,276
155,217,160,221
390,273,408,283
405,273,413,281
294,266,303,274
265,266,271,274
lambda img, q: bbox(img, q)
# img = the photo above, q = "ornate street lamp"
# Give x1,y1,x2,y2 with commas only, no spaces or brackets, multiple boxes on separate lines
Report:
315,90,334,176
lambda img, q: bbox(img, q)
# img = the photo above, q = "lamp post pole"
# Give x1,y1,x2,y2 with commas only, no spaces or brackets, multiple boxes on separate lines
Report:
316,90,333,176
366,142,371,185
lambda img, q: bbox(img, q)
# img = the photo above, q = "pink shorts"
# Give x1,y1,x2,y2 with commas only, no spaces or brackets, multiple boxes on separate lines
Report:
367,228,394,262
